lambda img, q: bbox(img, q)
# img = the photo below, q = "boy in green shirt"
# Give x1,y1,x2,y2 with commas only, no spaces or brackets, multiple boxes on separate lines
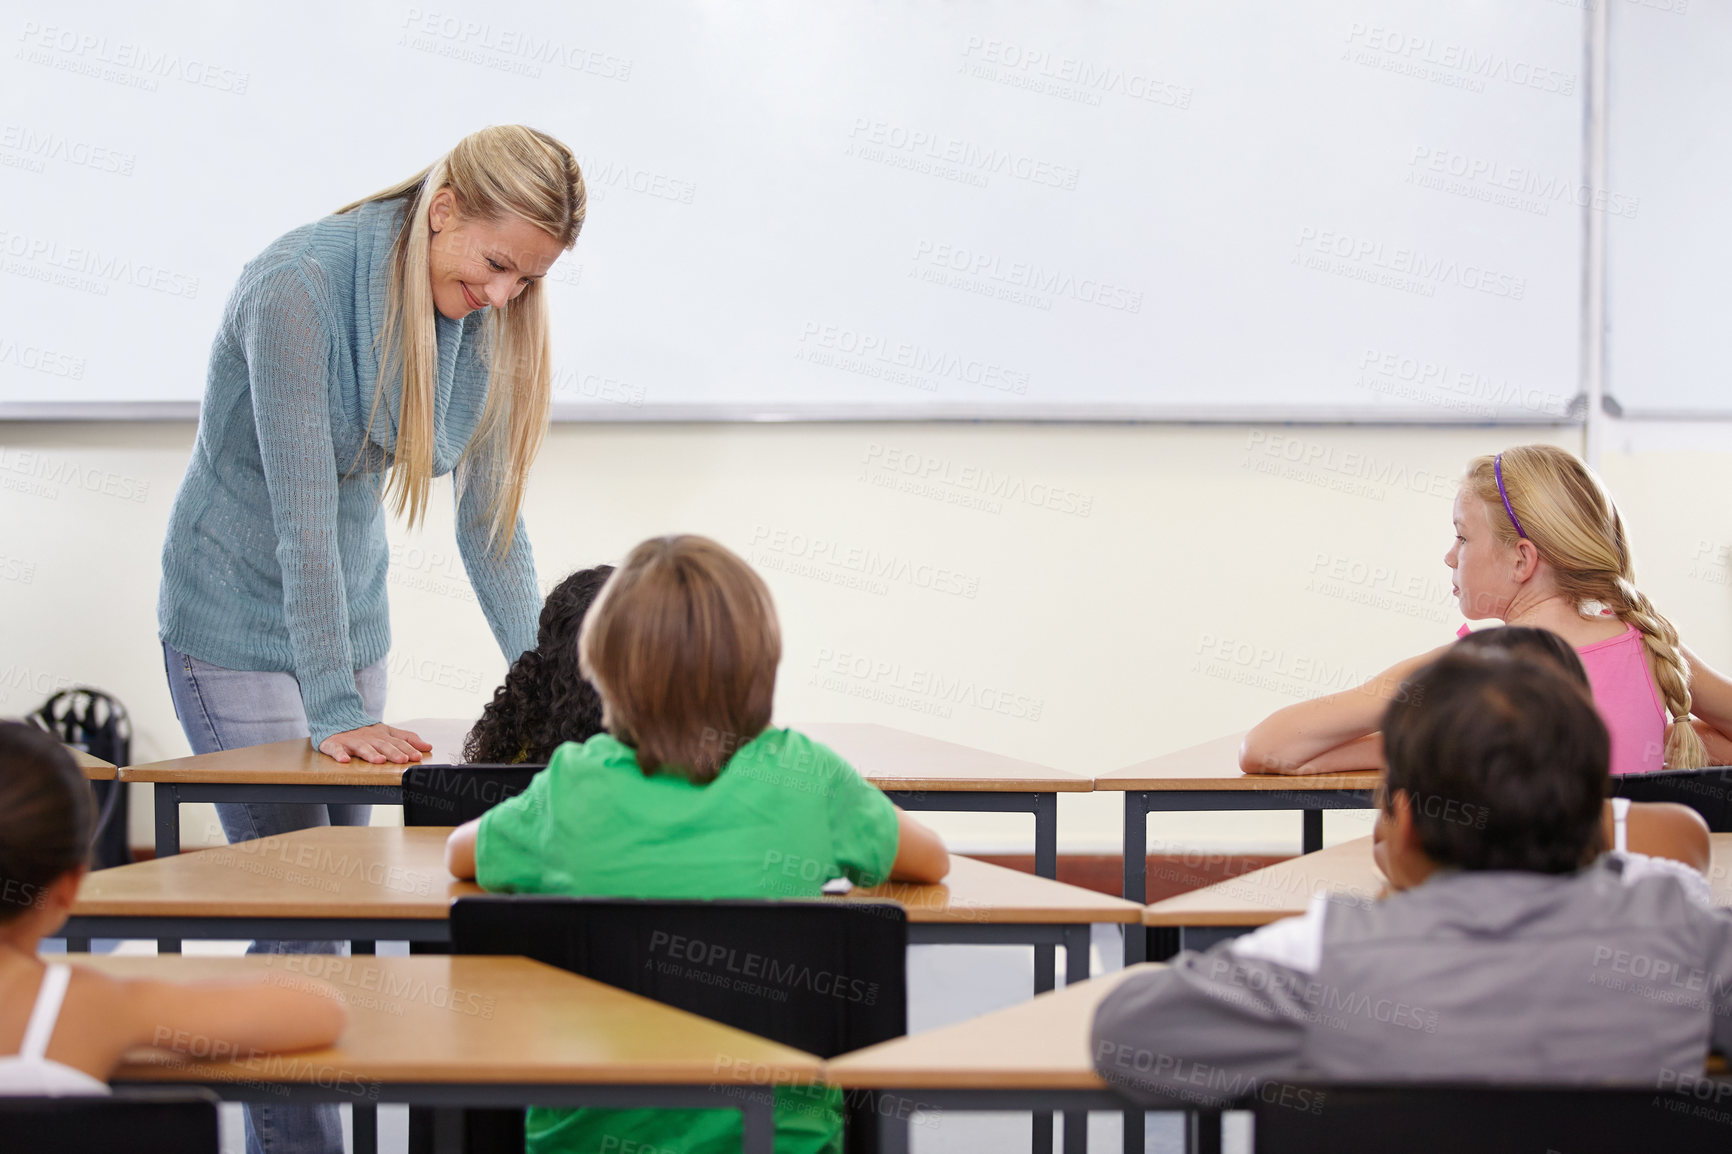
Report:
447,535,949,1154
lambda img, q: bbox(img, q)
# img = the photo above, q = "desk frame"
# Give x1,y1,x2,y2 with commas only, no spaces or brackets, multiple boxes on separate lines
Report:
1119,789,1375,963
120,1077,779,1154
862,1088,1222,1154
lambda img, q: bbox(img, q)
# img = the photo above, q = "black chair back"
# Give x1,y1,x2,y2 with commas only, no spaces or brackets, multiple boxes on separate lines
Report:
1611,766,1732,831
450,896,908,1154
0,1089,219,1153
400,763,543,827
1252,1084,1730,1153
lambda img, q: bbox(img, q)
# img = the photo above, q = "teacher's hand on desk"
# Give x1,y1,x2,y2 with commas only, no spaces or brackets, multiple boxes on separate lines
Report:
319,723,433,764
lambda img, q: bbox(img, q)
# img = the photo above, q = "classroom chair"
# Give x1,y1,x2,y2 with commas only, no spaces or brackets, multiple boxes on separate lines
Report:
1612,766,1732,832
1248,1084,1730,1153
400,762,543,827
448,896,909,1154
1,1088,220,1154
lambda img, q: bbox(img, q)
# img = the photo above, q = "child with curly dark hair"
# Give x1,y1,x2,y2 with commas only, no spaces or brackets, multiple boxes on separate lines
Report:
461,565,613,764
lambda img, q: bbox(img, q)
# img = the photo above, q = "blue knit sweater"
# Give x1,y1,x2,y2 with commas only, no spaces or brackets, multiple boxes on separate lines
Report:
159,199,539,745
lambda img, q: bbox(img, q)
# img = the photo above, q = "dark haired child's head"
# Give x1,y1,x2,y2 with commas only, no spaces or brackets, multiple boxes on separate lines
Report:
1453,625,1588,687
0,722,93,932
463,565,614,764
1378,650,1607,886
579,535,780,784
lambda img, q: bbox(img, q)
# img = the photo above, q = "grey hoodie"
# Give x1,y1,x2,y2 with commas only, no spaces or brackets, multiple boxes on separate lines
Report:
1092,858,1732,1108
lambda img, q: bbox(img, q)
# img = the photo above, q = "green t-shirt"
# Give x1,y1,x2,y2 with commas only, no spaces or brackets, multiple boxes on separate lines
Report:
476,727,901,1154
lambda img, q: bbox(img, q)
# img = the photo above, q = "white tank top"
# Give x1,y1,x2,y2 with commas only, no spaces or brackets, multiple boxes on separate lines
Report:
0,965,110,1096
1610,797,1714,906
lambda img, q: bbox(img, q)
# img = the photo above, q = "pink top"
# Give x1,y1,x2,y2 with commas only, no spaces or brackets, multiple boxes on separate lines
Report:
1577,626,1667,775
1454,623,1666,774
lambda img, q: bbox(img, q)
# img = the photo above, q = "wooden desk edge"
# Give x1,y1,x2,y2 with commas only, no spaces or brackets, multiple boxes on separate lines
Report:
1091,774,1380,792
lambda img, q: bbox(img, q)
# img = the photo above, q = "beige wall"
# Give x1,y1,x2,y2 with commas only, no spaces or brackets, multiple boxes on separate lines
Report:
5,418,1724,857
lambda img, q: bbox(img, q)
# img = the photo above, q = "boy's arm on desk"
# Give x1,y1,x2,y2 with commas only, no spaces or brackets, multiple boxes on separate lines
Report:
890,809,949,884
445,820,480,881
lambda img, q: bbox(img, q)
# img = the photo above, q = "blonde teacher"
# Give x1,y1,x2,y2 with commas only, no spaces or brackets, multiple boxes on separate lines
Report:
156,126,583,1152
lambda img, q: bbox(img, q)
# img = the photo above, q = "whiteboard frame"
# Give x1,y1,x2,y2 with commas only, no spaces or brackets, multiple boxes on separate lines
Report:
0,399,1586,425
0,7,1599,429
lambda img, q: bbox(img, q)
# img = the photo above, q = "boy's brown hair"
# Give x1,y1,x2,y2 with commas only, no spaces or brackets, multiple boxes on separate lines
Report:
578,535,780,783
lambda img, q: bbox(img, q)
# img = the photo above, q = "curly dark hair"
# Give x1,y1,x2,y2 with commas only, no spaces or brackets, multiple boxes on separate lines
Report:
462,565,614,764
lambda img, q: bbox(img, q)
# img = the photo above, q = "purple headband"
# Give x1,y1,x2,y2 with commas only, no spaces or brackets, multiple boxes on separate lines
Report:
1494,453,1526,539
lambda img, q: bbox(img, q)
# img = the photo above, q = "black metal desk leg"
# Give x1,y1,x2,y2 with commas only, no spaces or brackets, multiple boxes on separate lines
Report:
351,1103,377,1154
1034,1107,1053,1154
1302,809,1323,854
1124,1109,1146,1154
1123,792,1149,965
1033,793,1058,879
741,1094,776,1154
1063,925,1091,985
154,785,185,954
876,1098,911,1154
1188,1109,1222,1154
1062,925,1094,1152
154,784,182,858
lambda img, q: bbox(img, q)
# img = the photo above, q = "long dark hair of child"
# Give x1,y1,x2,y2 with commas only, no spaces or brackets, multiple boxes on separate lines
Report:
462,565,614,764
0,722,93,924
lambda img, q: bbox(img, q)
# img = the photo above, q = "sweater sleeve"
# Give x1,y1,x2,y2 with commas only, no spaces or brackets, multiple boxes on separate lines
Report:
1092,906,1327,1109
454,442,539,665
240,264,378,746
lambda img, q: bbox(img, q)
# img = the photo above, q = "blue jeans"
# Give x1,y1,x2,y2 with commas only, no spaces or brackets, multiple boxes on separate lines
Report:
162,640,385,1154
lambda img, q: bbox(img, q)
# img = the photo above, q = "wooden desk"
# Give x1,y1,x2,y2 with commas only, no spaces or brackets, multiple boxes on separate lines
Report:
84,953,820,1154
69,745,117,782
1141,833,1732,952
828,968,1145,1154
65,827,1141,989
125,720,1089,884
1142,835,1383,953
1093,732,1379,936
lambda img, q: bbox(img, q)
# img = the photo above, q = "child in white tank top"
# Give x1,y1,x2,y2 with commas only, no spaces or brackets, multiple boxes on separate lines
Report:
0,724,347,1093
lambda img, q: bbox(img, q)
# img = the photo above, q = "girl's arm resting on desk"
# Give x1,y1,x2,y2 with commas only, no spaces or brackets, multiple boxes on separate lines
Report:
1240,646,1445,775
110,972,348,1059
446,819,480,880
890,810,949,884
1288,733,1386,775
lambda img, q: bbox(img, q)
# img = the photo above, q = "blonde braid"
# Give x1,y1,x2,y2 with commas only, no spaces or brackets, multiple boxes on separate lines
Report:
1469,445,1707,770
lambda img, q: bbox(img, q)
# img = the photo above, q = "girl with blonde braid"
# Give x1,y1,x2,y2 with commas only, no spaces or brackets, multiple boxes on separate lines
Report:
1243,444,1732,776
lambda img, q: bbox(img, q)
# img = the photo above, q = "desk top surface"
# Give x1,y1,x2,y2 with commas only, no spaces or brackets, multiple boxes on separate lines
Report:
69,745,117,781
119,718,1090,793
74,826,480,920
1141,835,1384,927
1093,733,1382,793
73,826,1139,926
826,968,1135,1090
1141,834,1732,926
77,954,823,1086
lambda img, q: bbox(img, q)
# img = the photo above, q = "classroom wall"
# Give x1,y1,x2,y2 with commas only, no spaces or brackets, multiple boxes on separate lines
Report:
4,418,1727,856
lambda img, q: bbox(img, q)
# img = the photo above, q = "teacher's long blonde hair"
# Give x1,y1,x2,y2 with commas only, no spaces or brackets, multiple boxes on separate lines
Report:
336,125,585,553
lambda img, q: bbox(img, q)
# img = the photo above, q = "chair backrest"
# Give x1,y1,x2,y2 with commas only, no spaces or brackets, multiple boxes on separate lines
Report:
400,763,543,826
1611,767,1732,832
451,896,907,1056
0,1090,219,1154
1251,1084,1730,1153
451,896,907,1154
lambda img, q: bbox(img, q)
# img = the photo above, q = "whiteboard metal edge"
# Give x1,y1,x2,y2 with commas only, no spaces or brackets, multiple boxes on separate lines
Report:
0,400,1584,426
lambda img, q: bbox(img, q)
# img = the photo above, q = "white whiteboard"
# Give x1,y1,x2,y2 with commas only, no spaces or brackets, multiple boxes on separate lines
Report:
0,0,1584,421
1604,0,1731,418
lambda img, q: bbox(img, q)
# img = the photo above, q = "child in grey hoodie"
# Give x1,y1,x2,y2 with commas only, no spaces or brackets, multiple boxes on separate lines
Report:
1093,647,1732,1107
